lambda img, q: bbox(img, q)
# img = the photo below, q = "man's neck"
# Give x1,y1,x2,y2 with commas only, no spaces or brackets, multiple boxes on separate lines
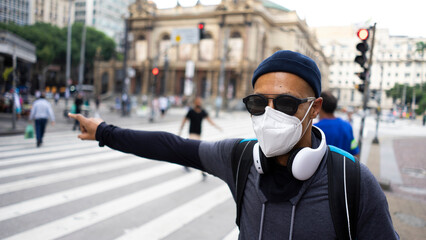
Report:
320,112,335,119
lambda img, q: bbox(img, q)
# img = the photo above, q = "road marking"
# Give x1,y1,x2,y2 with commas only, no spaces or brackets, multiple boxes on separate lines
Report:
0,163,179,221
4,172,203,240
0,150,127,178
115,184,231,240
0,141,98,159
0,146,105,167
222,227,239,240
380,139,403,184
0,157,143,194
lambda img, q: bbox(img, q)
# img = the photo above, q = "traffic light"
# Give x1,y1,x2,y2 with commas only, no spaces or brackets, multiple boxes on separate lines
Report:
198,22,205,40
354,28,369,69
355,28,369,93
152,67,159,76
355,84,365,93
355,71,366,81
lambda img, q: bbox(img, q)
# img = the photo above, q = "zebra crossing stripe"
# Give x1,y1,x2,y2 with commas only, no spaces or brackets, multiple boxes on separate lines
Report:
0,146,105,167
0,150,127,178
0,141,98,159
4,172,203,240
0,157,143,195
222,227,239,240
0,163,179,221
115,184,231,240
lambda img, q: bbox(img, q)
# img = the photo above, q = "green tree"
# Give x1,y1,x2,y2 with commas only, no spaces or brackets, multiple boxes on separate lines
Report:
0,22,116,67
416,41,426,56
386,82,426,115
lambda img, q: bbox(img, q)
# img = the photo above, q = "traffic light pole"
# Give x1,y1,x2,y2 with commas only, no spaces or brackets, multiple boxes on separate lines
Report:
372,64,384,144
121,18,130,117
65,0,73,111
358,23,376,152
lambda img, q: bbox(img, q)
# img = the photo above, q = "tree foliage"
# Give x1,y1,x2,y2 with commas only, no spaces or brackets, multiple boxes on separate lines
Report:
386,82,426,114
0,22,116,66
416,41,426,56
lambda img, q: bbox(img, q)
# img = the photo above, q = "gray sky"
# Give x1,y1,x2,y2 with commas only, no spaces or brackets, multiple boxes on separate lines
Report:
153,0,426,38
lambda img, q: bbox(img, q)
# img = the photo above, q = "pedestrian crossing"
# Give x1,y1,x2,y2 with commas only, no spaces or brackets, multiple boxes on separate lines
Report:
0,112,254,239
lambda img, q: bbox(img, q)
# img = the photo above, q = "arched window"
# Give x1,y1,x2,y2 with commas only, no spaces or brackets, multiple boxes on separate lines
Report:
230,31,241,38
228,31,243,62
160,33,172,62
136,35,147,62
162,34,170,40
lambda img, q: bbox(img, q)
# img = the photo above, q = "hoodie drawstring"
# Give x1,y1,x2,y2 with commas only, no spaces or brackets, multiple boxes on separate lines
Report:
288,205,296,240
258,203,266,240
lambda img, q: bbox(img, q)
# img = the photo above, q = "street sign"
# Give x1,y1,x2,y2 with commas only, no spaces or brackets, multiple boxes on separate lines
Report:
171,28,199,44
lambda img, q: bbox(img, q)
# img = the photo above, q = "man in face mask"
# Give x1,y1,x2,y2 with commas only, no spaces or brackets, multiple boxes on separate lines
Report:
69,50,398,239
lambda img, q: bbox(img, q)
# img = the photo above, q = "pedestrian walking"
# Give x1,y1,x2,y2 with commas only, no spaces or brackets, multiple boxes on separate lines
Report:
178,97,222,178
54,92,60,105
178,97,222,140
72,93,83,131
95,95,100,111
159,95,168,118
69,50,398,239
315,91,360,158
149,97,160,122
29,92,55,147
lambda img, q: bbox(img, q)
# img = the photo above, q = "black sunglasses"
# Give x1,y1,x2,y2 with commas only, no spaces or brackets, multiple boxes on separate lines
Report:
242,94,316,116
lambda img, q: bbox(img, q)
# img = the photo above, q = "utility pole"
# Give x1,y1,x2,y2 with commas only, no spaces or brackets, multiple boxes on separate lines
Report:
78,23,87,92
121,18,130,116
401,83,407,118
12,44,17,130
65,0,73,110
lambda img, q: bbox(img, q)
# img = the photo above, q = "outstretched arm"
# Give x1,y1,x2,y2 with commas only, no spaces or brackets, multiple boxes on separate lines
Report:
178,117,188,135
206,117,222,132
68,113,204,170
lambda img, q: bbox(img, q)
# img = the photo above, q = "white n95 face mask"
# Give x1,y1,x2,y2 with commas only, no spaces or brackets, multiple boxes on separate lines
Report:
251,103,313,158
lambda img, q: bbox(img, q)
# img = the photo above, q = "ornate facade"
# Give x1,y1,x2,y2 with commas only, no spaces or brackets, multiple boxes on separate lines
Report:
94,0,330,106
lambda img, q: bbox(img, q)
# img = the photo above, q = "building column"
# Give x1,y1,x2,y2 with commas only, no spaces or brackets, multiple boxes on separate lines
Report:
141,61,150,95
211,70,219,98
168,67,176,96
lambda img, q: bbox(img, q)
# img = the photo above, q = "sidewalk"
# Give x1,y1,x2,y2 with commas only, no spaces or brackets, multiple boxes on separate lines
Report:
0,98,188,136
366,137,426,239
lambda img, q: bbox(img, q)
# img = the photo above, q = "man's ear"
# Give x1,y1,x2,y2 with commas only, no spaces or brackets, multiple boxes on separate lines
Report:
310,97,323,119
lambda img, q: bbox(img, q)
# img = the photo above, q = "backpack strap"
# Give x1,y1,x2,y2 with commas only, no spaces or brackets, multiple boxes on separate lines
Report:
327,145,361,240
231,139,257,227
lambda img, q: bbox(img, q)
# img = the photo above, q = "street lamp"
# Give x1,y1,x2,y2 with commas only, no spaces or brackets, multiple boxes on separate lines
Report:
65,0,73,113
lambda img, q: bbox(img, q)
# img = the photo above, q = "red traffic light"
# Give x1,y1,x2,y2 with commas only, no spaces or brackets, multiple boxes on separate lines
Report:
198,23,204,30
357,29,369,41
152,67,159,76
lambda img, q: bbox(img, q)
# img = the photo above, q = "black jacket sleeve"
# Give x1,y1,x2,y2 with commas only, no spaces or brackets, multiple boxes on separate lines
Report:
95,122,204,170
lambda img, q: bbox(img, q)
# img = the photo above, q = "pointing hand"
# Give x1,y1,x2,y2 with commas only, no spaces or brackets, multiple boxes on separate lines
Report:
68,113,104,140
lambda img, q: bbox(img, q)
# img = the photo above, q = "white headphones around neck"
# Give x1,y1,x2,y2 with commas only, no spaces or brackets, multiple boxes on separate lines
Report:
253,126,327,181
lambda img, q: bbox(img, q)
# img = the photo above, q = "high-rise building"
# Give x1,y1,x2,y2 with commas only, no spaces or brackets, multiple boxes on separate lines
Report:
74,0,134,47
31,0,74,28
0,0,32,25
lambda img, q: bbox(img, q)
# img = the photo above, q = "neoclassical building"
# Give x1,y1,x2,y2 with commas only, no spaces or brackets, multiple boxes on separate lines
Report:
94,0,330,106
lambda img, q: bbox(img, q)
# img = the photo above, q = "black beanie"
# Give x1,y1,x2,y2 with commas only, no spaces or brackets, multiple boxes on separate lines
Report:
251,50,321,98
